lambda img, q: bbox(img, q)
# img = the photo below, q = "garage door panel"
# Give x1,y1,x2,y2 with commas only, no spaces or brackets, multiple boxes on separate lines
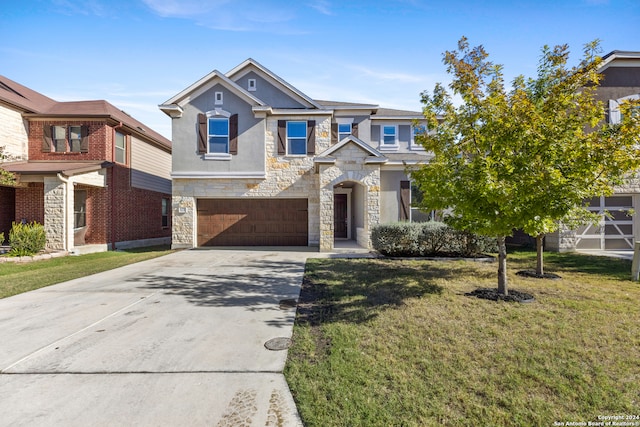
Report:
197,199,308,246
576,195,634,250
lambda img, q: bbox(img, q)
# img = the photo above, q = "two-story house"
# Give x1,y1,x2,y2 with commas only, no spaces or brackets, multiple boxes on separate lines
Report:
0,75,172,254
546,51,640,252
160,59,430,251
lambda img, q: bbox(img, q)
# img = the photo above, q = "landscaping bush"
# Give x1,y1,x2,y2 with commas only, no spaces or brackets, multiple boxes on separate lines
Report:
8,221,46,256
0,231,4,245
371,221,496,257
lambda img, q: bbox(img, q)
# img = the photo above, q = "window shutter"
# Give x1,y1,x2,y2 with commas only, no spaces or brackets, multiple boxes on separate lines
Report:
197,113,207,154
307,120,316,155
80,125,89,153
229,114,238,155
400,180,410,221
331,123,338,144
277,120,286,155
42,125,53,152
352,121,359,138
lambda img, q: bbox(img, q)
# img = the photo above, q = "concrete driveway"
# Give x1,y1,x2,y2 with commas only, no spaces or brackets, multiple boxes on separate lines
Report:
0,248,313,426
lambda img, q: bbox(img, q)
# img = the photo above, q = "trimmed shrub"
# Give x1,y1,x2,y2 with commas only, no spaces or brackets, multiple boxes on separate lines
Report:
8,221,46,256
371,221,496,257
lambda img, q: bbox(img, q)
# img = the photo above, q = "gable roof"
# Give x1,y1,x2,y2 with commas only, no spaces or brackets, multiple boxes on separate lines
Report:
226,58,322,109
159,69,266,117
315,135,387,164
599,51,640,72
0,75,57,113
0,75,171,151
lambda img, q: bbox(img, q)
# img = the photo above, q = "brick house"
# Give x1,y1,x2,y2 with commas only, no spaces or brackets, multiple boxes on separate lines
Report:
160,59,430,251
0,75,172,253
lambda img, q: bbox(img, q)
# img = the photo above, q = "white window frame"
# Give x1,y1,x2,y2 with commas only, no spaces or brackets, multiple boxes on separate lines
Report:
207,117,230,156
204,109,232,160
410,124,427,151
115,131,126,164
287,121,307,156
248,79,256,91
380,124,399,151
609,94,640,124
214,91,223,105
338,123,351,141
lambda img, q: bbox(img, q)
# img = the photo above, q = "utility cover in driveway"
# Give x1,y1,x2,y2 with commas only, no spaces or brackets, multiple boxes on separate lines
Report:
197,198,308,246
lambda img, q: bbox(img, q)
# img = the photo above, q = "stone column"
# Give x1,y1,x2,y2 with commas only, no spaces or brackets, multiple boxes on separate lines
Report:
172,195,195,249
43,176,68,250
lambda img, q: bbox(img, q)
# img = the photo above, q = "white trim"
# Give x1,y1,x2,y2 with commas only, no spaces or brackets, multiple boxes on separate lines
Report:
259,108,333,116
226,58,322,109
316,135,386,159
335,117,354,125
203,153,232,160
171,171,266,179
160,70,266,109
380,124,399,151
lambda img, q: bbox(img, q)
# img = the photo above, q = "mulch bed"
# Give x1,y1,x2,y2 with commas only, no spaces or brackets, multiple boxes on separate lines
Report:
516,270,561,280
465,288,535,303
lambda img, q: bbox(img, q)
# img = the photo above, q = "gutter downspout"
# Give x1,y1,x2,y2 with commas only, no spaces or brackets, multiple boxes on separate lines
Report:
111,122,123,250
56,173,70,252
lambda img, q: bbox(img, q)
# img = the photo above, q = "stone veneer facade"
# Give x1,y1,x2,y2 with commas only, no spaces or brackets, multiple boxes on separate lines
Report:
172,116,332,249
318,143,381,251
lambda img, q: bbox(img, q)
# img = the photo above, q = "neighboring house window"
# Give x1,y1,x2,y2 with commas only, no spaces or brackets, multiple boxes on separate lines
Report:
208,118,229,154
287,121,307,155
338,123,351,141
410,124,427,150
380,125,398,150
277,120,315,155
161,198,169,228
74,189,87,228
45,125,88,153
609,94,640,124
115,131,126,163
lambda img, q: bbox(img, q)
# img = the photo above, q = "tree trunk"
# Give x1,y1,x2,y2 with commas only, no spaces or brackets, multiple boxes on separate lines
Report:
497,236,508,296
536,234,544,277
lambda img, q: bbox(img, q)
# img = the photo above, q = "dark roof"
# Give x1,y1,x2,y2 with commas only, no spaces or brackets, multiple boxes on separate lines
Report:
2,161,112,176
373,107,423,117
314,99,378,108
0,75,56,113
0,75,171,150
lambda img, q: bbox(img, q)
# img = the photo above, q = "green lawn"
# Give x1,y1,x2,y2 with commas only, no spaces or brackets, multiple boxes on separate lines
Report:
0,246,174,299
285,251,640,426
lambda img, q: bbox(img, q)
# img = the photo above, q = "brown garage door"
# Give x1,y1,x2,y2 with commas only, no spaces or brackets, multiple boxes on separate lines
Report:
197,199,308,246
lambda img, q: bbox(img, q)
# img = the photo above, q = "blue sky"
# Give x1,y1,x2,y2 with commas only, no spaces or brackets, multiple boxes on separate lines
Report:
1,0,638,139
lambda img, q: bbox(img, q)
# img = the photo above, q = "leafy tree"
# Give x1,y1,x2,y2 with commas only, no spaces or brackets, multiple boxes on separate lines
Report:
0,146,16,186
413,37,640,295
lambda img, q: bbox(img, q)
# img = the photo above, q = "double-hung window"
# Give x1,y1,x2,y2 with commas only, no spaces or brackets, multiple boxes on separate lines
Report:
51,125,84,153
161,198,169,228
380,125,398,150
410,124,427,150
208,118,229,154
338,123,351,141
115,131,126,163
287,121,307,155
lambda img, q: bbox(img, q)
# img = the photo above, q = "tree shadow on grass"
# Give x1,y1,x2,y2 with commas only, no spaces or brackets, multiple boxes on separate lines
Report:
509,249,632,281
296,258,479,326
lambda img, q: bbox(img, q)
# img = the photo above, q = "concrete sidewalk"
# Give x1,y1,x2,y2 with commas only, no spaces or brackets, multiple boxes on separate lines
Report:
0,248,311,426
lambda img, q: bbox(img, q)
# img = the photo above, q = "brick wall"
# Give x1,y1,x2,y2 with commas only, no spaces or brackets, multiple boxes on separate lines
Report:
110,164,171,244
15,183,44,224
28,121,110,161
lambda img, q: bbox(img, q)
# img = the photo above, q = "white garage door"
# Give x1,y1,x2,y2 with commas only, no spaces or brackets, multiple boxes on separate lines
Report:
575,195,634,250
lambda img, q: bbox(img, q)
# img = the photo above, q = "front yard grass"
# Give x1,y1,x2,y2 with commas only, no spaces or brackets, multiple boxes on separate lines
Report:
0,246,174,299
285,251,640,426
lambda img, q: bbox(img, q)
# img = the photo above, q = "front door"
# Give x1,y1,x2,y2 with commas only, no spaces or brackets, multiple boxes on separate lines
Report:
334,193,348,238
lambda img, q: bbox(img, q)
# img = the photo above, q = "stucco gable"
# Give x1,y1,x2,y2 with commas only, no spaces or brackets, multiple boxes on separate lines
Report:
226,58,322,110
159,70,265,118
314,135,387,165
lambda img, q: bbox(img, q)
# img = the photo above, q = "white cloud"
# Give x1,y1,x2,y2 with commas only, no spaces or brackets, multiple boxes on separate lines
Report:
308,0,332,15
